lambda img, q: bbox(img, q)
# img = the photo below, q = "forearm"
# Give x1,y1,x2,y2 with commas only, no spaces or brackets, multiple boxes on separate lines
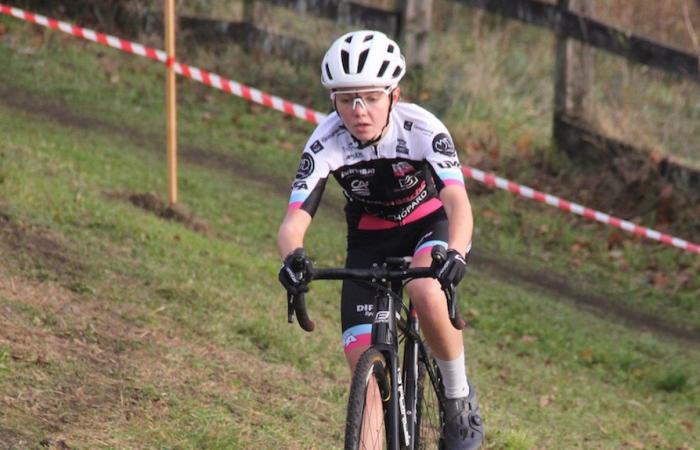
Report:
441,187,473,256
277,209,312,259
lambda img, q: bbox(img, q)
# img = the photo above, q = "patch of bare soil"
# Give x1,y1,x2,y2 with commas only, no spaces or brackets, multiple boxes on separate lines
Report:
106,191,214,235
0,211,84,278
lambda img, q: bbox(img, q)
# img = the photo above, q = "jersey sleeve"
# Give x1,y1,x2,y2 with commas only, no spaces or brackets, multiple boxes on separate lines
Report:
423,121,464,191
287,137,332,217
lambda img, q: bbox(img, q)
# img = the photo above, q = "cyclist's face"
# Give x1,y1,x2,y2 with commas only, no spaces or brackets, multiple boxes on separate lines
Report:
333,88,397,143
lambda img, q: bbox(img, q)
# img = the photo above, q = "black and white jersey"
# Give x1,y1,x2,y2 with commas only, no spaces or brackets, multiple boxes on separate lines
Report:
287,102,464,231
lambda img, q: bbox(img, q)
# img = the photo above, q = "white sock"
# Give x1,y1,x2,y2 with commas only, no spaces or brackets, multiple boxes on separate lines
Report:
435,353,470,399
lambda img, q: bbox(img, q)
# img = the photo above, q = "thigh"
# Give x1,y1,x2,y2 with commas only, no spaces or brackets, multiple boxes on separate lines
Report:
411,212,450,262
340,247,382,356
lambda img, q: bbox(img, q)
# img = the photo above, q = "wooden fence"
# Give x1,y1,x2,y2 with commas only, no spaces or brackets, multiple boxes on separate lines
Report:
459,0,700,186
7,0,700,185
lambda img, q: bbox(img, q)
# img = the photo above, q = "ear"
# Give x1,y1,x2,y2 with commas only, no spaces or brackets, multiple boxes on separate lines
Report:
392,87,401,102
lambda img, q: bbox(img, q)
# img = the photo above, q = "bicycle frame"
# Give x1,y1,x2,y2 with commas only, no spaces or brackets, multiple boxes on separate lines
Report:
285,246,463,449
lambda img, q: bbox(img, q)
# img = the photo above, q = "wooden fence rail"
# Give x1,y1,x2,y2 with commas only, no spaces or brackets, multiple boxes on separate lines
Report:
459,0,700,83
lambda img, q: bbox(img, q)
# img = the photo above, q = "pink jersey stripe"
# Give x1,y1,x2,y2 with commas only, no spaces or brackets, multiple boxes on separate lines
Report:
357,198,442,230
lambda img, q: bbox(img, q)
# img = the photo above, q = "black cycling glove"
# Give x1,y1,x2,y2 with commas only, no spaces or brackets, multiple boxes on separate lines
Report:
435,249,467,289
278,248,312,294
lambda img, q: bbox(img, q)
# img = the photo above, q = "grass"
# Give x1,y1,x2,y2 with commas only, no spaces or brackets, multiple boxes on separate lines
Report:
1,13,699,449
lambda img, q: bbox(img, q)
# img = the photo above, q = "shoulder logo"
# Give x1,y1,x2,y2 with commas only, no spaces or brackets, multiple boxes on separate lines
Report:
432,133,456,157
296,153,315,179
309,140,324,154
403,120,413,131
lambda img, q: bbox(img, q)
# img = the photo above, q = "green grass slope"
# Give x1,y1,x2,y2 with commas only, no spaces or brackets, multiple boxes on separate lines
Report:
1,18,699,449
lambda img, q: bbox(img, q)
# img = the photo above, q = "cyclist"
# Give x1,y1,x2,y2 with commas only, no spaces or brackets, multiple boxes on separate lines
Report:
277,30,484,450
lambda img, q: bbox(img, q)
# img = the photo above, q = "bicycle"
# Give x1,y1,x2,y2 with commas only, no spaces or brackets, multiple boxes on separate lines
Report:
286,246,466,450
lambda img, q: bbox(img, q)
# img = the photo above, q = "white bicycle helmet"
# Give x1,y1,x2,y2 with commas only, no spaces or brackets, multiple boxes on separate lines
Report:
321,30,406,91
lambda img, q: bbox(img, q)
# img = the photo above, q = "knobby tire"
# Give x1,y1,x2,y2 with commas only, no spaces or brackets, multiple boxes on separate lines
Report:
345,348,391,450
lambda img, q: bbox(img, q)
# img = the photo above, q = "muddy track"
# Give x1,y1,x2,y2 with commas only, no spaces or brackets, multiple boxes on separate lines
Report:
1,83,698,345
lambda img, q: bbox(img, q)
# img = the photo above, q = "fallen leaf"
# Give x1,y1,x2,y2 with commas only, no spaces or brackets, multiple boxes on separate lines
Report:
579,348,594,364
649,272,669,289
625,440,645,449
539,395,552,407
679,419,693,433
607,231,625,249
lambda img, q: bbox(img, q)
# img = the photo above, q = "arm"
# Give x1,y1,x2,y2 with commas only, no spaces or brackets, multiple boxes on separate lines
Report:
277,208,313,259
439,184,473,257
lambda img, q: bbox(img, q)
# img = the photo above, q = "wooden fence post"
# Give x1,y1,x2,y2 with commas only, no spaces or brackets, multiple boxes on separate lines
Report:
401,0,432,69
554,0,594,121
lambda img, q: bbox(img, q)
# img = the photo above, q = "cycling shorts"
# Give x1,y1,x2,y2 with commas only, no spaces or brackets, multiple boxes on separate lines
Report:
341,208,449,354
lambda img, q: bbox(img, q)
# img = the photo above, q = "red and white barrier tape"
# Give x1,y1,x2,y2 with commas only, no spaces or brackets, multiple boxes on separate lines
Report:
0,4,325,124
2,4,698,255
463,167,700,254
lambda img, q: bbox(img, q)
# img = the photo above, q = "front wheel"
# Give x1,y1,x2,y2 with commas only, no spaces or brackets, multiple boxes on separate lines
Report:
415,344,444,449
345,348,391,450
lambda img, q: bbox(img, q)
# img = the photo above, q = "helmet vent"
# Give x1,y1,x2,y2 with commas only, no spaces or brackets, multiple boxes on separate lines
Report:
377,60,389,78
345,36,352,43
325,63,333,80
363,34,374,42
392,66,402,78
387,44,394,53
357,49,369,73
341,50,350,73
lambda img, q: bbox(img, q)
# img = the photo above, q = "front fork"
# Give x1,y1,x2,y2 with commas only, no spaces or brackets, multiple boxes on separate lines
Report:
372,284,416,449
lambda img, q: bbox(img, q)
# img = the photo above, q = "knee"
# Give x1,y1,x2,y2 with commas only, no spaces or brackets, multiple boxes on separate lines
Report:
406,278,443,307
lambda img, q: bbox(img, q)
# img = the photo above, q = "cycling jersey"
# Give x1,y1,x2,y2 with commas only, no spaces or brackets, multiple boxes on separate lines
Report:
287,102,464,232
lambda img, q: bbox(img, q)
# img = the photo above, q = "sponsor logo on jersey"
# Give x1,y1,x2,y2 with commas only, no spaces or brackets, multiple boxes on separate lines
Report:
350,179,371,196
398,174,420,189
392,161,415,177
296,153,315,179
414,124,435,136
432,133,456,157
292,180,308,190
340,167,376,178
321,127,345,143
346,151,364,161
403,120,413,131
386,189,429,221
395,138,409,155
309,140,324,154
437,160,460,169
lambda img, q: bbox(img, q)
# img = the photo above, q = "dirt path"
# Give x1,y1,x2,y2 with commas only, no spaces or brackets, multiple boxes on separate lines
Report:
1,83,697,349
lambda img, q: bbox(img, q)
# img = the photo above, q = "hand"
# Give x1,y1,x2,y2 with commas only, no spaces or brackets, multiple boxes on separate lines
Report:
435,248,467,289
278,248,312,294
